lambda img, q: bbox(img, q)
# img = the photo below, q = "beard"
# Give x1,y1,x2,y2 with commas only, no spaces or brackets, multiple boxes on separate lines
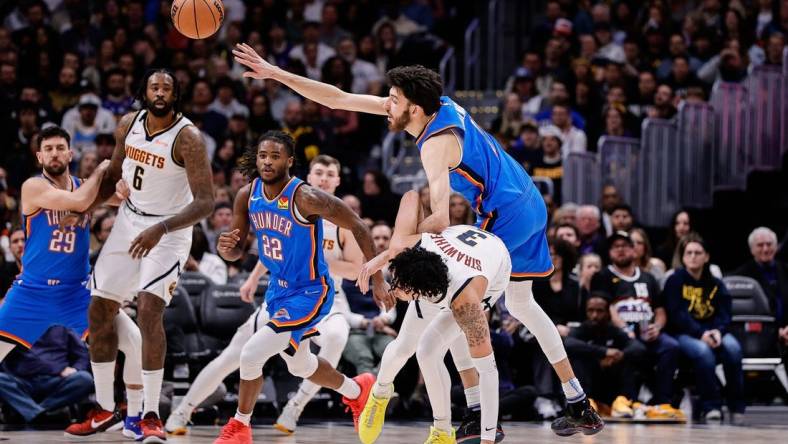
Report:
612,256,634,269
260,169,288,185
387,111,410,131
148,99,174,117
43,162,67,176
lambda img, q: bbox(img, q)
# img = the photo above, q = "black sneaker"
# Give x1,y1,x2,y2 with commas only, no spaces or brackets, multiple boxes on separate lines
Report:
551,398,604,437
456,410,505,443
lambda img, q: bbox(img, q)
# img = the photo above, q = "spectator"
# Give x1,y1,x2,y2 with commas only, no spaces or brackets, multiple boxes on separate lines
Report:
507,120,541,170
336,37,383,95
185,226,227,285
657,209,692,266
248,93,280,138
629,71,657,119
0,326,93,424
664,234,745,424
763,33,785,67
648,84,677,119
531,126,563,203
359,170,399,225
289,21,336,69
549,103,586,155
101,68,134,120
280,100,323,171
76,150,98,178
203,202,233,255
319,3,351,48
630,228,667,284
89,211,115,266
564,293,646,417
94,133,115,162
656,33,702,79
664,55,703,98
449,193,474,226
490,93,524,145
187,79,228,142
0,228,23,296
60,93,117,159
600,105,633,140
555,223,581,250
342,194,362,216
732,227,788,332
600,184,621,236
610,204,635,233
576,205,606,257
208,79,250,120
48,66,80,117
590,231,680,410
578,253,602,296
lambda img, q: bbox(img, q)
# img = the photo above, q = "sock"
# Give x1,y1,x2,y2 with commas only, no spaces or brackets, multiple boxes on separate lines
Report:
464,386,481,412
126,388,143,417
91,361,116,412
373,381,393,399
562,378,586,403
142,369,164,416
433,417,452,432
234,409,252,426
335,376,361,399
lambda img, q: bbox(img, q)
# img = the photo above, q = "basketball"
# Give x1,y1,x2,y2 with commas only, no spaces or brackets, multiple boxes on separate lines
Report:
171,0,225,40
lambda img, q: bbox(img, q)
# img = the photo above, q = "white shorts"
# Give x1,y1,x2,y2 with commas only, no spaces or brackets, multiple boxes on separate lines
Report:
91,203,191,305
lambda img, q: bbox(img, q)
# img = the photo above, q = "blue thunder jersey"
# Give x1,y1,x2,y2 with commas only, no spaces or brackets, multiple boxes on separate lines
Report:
247,177,330,286
20,175,91,284
415,96,553,278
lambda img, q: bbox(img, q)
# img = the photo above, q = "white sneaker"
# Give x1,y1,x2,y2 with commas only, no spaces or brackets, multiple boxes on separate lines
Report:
164,409,190,435
274,400,304,435
704,409,722,421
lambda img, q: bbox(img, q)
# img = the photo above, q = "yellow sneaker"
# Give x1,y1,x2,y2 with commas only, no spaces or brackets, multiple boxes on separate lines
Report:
611,396,634,418
423,426,456,444
358,387,393,444
646,404,686,420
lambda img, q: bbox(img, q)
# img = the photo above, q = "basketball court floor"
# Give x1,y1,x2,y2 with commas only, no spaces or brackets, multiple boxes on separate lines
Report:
2,413,787,444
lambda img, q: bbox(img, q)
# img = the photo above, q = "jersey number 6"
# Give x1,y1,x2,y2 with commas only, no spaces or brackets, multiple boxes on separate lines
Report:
132,166,144,190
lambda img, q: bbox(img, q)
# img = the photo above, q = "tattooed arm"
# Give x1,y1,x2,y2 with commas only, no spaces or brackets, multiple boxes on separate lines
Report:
128,125,214,259
451,276,493,357
295,184,394,310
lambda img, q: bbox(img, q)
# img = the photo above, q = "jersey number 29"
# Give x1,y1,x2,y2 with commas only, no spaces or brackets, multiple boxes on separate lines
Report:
49,229,75,253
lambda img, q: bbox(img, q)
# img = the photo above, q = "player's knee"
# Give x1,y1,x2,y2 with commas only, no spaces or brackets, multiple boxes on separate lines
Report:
415,340,438,366
286,353,319,379
239,343,264,380
89,297,120,326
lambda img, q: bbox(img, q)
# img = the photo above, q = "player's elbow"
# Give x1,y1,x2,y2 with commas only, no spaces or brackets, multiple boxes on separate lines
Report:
195,196,214,219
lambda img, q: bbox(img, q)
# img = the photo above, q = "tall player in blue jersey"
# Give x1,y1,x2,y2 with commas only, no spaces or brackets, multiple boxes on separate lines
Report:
233,44,603,441
212,131,388,444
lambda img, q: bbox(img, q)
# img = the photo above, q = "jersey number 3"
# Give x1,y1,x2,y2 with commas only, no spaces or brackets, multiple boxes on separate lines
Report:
261,235,283,261
49,229,75,253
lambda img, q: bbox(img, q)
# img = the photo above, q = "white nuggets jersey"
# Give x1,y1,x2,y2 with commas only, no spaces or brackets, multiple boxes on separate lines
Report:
122,111,195,216
420,225,512,310
321,219,351,315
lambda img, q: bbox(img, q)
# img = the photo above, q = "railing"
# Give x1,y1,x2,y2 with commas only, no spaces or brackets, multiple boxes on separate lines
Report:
710,82,749,190
677,102,715,208
562,152,601,206
439,46,456,95
486,0,503,91
463,18,481,91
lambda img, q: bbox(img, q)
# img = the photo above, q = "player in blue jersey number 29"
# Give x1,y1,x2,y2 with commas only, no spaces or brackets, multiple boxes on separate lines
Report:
233,44,603,443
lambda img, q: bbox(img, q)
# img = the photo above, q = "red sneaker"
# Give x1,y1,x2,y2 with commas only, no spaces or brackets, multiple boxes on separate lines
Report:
342,372,376,431
140,412,167,443
214,418,253,444
64,406,122,437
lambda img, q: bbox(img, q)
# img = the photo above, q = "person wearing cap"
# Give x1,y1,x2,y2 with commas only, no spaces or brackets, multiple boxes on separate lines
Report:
509,119,541,169
589,231,682,419
60,93,116,160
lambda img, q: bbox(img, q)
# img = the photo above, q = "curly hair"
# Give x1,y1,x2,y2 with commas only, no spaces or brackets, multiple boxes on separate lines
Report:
236,130,295,180
386,65,443,115
388,246,449,303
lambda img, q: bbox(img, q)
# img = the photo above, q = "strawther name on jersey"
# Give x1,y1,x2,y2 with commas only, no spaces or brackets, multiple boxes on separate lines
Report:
429,234,483,271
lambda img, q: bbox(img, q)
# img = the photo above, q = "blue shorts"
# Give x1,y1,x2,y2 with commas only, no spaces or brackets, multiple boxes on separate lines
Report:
265,277,333,354
477,192,554,280
0,280,91,348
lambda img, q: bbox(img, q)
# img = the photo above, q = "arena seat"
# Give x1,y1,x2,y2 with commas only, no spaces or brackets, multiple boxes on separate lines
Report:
177,271,213,319
164,286,208,363
723,275,788,394
200,284,256,342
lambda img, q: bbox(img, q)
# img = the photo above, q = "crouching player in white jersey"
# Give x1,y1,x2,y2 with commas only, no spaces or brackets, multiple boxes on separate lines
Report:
165,155,358,435
357,190,510,444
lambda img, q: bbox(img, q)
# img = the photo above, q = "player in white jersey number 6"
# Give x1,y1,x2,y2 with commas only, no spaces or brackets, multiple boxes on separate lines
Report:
357,190,510,444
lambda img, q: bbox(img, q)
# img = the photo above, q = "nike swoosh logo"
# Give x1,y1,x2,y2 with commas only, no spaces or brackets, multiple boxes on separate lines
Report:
305,290,321,295
250,196,263,201
485,427,496,431
91,415,113,429
131,130,140,135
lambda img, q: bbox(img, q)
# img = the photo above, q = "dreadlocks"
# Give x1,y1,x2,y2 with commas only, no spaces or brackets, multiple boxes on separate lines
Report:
236,130,296,180
389,246,450,303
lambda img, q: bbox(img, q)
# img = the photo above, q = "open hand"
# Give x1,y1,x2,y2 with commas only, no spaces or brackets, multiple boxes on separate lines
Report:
232,43,278,80
239,274,258,304
357,251,390,293
371,278,394,312
129,222,166,259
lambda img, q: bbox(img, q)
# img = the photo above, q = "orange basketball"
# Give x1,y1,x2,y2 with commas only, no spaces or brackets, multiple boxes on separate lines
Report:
171,0,225,39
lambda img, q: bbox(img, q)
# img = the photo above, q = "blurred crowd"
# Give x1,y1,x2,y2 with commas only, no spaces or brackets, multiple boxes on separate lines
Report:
0,0,786,427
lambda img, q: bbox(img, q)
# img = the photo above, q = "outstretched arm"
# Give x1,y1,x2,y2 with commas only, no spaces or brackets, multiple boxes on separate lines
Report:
233,43,387,115
21,160,110,214
417,133,454,233
295,184,394,309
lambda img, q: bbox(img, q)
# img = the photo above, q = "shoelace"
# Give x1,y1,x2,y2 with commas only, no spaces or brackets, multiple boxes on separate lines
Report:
218,421,242,438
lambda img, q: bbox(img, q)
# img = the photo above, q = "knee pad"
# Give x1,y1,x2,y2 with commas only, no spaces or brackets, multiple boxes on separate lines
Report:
115,311,143,385
285,351,319,379
239,343,265,380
